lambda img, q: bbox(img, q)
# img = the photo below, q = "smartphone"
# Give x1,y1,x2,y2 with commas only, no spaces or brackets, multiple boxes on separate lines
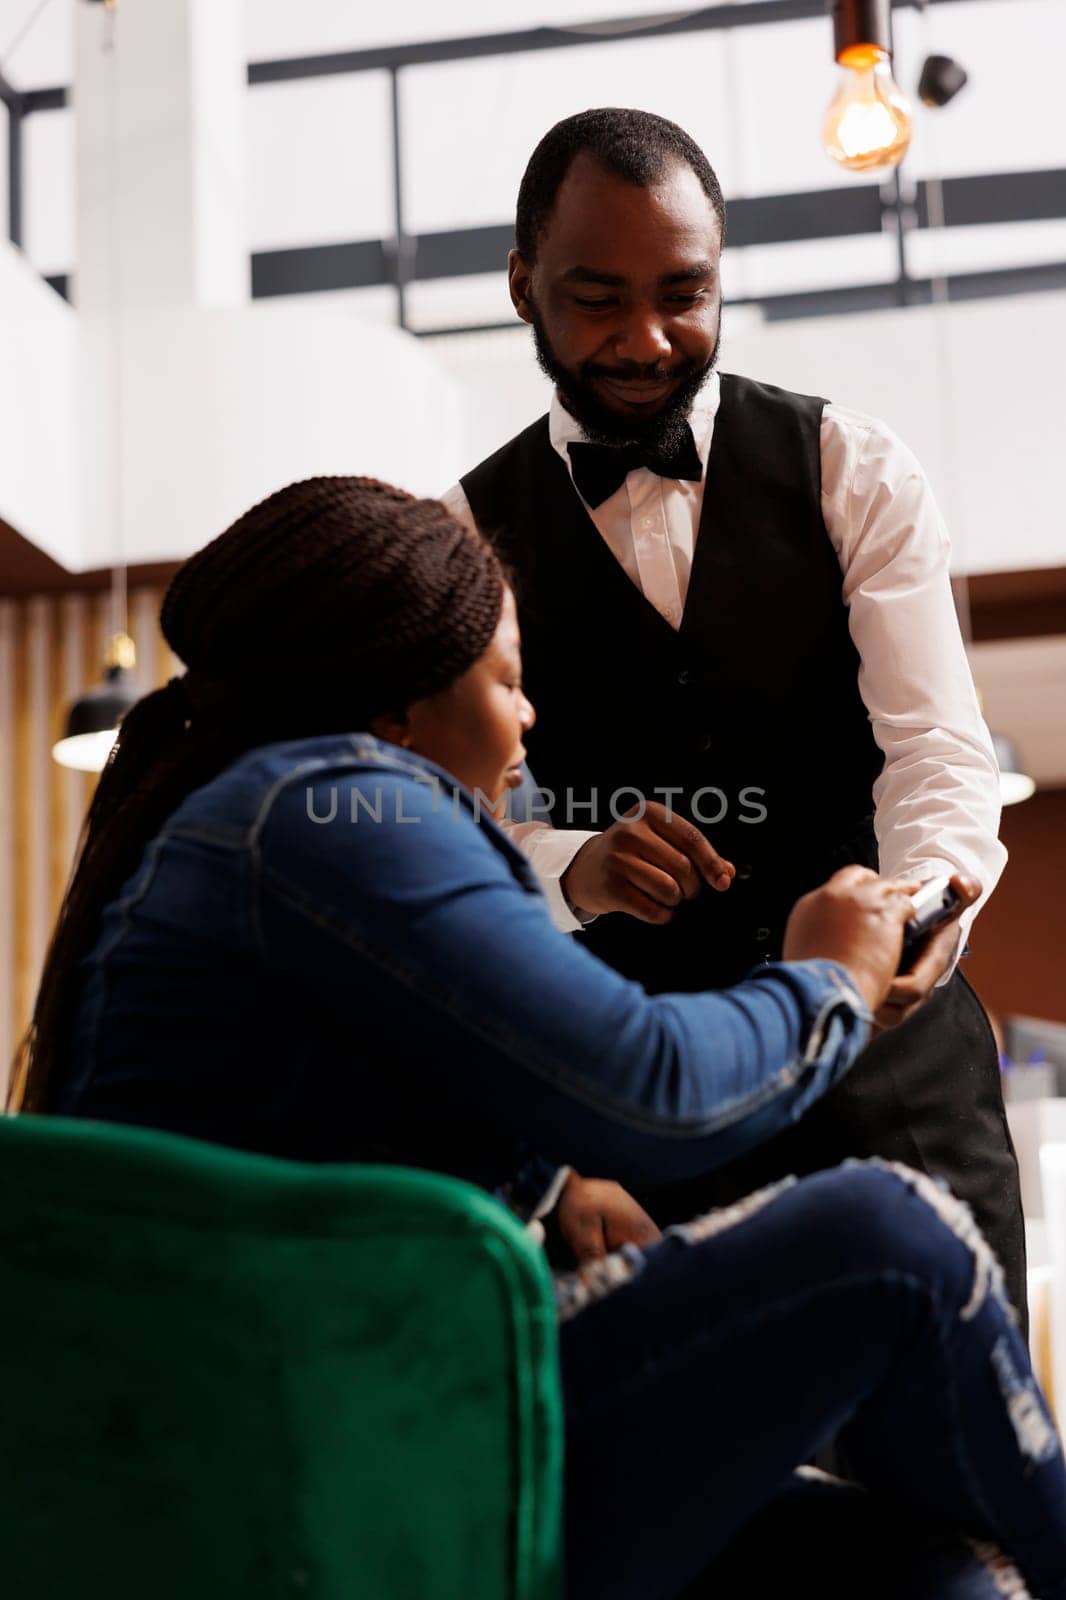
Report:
897,876,962,973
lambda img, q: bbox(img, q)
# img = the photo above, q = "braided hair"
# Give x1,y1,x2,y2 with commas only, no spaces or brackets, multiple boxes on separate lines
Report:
12,475,504,1112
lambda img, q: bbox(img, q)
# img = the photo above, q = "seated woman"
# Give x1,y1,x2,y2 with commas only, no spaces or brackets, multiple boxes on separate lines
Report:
13,477,1066,1600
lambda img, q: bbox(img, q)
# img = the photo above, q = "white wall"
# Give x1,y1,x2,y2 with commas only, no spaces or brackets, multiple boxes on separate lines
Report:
431,290,1066,578
722,292,1066,579
0,239,80,566
79,299,467,570
1,0,470,575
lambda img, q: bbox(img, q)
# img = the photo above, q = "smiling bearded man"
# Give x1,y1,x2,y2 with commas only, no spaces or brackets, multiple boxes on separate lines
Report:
441,106,1025,1325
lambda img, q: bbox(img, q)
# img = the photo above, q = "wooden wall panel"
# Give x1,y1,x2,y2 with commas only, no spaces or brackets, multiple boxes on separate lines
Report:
0,602,15,1089
966,789,1066,1027
12,602,33,1076
0,586,166,1100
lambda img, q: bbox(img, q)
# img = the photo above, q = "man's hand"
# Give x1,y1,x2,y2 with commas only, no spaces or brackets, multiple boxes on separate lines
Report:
872,872,981,1030
561,802,735,924
555,1172,662,1263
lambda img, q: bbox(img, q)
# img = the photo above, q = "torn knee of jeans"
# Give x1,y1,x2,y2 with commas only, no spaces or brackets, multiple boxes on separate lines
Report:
553,1243,647,1324
553,1175,801,1324
989,1337,1061,1466
664,1175,799,1248
850,1158,1014,1325
969,1539,1035,1598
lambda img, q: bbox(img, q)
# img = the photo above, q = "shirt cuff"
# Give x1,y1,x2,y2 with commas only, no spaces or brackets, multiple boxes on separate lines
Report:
746,957,872,1094
797,960,873,1056
505,822,602,934
881,860,970,986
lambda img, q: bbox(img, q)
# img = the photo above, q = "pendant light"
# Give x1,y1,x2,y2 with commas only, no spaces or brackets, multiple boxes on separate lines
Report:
908,2,1033,811
52,626,140,772
823,0,913,173
992,734,1037,809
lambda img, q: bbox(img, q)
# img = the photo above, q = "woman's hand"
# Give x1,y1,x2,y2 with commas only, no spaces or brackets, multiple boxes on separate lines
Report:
783,866,922,1015
783,866,980,1021
555,1172,662,1263
871,873,982,1030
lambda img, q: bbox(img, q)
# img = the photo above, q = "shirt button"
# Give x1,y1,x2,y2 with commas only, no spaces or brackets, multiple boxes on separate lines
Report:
755,927,771,943
698,734,713,752
736,863,753,881
641,516,653,529
677,669,690,686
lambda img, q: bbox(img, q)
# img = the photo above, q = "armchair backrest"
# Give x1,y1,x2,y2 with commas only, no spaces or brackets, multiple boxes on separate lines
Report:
0,1114,563,1600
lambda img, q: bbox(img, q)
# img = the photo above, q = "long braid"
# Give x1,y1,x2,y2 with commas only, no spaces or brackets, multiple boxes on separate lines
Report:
11,475,503,1112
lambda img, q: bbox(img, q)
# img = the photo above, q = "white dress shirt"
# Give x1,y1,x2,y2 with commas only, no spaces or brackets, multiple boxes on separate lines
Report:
442,371,1006,969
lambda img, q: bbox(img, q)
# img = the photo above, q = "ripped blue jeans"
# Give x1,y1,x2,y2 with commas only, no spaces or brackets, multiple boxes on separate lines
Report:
557,1160,1066,1600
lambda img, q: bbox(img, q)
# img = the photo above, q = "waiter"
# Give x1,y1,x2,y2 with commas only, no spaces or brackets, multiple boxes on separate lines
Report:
443,107,1024,1317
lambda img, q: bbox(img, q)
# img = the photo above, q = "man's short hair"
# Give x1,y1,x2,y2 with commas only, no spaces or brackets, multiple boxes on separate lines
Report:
515,107,727,263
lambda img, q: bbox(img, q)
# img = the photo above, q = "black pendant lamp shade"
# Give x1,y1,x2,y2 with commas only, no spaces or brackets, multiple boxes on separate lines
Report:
53,633,142,772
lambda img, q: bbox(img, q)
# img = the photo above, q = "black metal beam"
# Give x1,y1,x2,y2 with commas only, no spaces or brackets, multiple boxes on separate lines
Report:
250,184,887,296
251,238,389,298
918,168,1066,230
1,68,24,248
246,0,981,82
0,64,21,109
2,74,66,250
758,259,1066,319
249,167,1066,300
48,250,1066,326
387,65,413,329
7,94,22,246
410,260,1066,337
21,85,66,113
729,183,887,247
248,4,824,82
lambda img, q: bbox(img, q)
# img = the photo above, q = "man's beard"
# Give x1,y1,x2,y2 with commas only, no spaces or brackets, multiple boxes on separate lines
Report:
529,299,720,453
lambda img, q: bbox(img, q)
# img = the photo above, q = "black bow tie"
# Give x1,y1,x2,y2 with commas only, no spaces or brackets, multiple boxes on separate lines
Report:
567,424,703,508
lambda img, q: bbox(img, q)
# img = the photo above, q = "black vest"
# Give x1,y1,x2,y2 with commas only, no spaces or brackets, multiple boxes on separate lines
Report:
462,373,884,991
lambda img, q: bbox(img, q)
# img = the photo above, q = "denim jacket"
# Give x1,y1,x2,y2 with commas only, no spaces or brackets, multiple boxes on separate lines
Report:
53,735,871,1210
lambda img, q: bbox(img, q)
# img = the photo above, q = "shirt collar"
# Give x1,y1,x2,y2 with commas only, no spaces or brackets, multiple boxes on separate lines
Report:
548,369,720,478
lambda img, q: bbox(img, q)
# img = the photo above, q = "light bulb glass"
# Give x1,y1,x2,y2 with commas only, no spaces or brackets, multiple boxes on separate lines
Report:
823,46,912,173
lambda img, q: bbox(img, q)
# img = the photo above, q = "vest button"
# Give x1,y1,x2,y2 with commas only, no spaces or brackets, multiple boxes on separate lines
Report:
698,734,713,752
736,863,753,881
677,669,691,686
754,927,771,943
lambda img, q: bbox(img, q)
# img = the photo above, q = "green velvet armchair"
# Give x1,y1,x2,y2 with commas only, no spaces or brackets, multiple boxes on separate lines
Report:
0,1114,563,1600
